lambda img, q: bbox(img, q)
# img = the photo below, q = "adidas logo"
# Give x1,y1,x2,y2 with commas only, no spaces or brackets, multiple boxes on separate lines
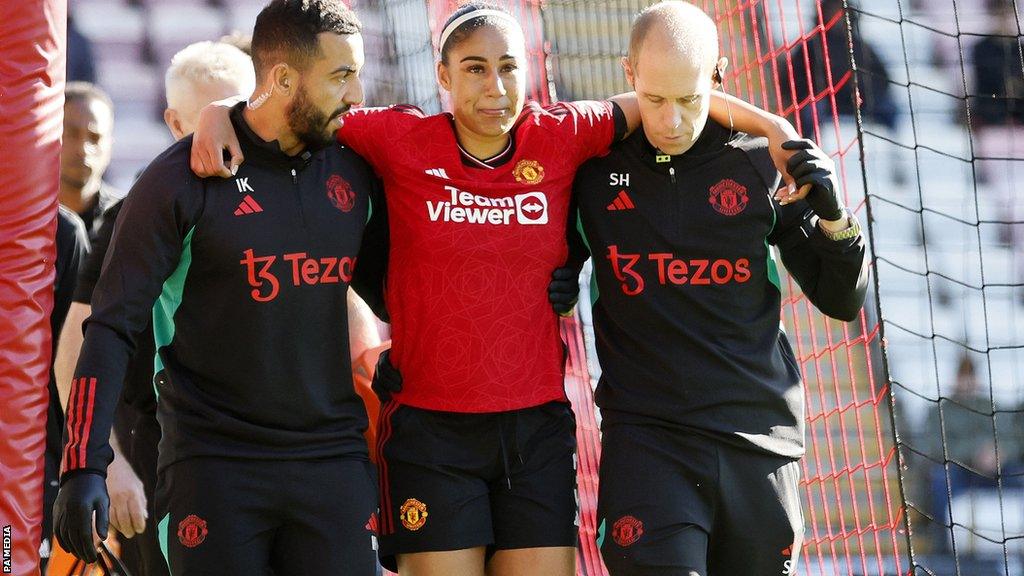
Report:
234,195,263,216
606,189,635,211
425,168,450,179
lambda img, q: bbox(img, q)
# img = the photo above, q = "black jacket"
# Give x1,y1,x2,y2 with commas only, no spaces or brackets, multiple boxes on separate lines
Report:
62,104,384,480
574,120,868,458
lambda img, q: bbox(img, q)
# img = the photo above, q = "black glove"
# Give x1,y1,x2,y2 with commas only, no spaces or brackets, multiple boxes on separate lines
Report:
372,348,402,403
782,139,845,221
548,266,581,316
53,471,109,564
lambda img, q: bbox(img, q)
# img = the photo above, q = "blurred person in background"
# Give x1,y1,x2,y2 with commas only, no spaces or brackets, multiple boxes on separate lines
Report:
970,0,1024,246
924,355,1024,552
970,0,1024,128
781,0,898,152
53,39,256,576
40,208,91,573
67,13,97,83
60,82,119,240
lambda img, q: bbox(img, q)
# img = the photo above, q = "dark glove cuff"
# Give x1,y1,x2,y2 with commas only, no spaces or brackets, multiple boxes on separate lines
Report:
811,201,845,222
59,468,106,486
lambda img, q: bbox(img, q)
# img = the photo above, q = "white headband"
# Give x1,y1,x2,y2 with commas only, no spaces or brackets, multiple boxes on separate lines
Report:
438,8,521,54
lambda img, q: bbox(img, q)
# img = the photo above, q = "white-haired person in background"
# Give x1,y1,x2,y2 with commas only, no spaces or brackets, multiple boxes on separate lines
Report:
163,40,257,140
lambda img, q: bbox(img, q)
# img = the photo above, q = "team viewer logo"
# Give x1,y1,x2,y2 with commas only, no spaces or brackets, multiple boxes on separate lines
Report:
399,498,428,531
177,514,208,548
513,159,545,184
612,515,644,547
427,186,548,226
515,192,548,225
709,178,749,216
326,174,355,213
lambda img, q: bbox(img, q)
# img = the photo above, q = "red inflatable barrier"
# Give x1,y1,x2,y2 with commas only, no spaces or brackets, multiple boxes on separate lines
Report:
0,1,66,574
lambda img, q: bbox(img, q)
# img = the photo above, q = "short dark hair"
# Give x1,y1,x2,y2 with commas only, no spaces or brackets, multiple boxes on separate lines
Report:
439,2,514,65
65,81,114,114
251,0,361,78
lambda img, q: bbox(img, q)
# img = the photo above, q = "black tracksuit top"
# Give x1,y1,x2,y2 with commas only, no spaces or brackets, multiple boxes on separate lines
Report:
574,120,868,458
62,104,382,480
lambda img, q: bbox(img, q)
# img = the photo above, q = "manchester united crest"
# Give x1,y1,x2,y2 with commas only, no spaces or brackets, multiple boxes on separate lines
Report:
612,515,644,547
708,178,749,216
327,174,355,213
513,159,545,185
399,498,428,531
177,514,208,548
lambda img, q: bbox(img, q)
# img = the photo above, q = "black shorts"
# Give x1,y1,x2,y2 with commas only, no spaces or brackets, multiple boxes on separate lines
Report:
156,456,378,576
375,400,578,571
597,423,804,576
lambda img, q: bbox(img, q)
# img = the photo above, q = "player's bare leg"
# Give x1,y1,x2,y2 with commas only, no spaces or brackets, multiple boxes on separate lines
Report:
397,547,487,576
486,546,575,576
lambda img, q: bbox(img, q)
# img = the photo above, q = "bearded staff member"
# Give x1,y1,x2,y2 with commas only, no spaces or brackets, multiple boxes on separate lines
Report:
52,1,385,573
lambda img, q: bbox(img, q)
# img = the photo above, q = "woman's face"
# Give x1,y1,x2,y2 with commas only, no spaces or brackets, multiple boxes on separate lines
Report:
438,22,527,143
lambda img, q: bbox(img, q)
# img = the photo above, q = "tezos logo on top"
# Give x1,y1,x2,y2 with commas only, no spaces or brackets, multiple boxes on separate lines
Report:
427,186,548,226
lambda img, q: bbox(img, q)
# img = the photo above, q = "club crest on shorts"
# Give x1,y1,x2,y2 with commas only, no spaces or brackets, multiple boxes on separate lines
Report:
513,159,545,185
326,174,355,213
708,178,749,216
399,498,428,531
177,514,208,548
612,515,644,547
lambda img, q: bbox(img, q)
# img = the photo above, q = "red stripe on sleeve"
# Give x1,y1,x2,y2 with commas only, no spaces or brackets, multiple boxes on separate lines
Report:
62,377,82,472
76,377,98,469
71,377,87,469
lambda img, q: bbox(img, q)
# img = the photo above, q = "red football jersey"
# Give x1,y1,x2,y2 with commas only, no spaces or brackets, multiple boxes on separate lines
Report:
339,101,616,412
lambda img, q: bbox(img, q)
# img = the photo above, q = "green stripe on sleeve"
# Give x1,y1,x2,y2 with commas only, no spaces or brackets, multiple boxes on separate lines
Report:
576,210,600,306
765,201,782,292
152,226,196,398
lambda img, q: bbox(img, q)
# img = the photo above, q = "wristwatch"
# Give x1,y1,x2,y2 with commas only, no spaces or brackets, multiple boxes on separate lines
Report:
819,212,861,242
